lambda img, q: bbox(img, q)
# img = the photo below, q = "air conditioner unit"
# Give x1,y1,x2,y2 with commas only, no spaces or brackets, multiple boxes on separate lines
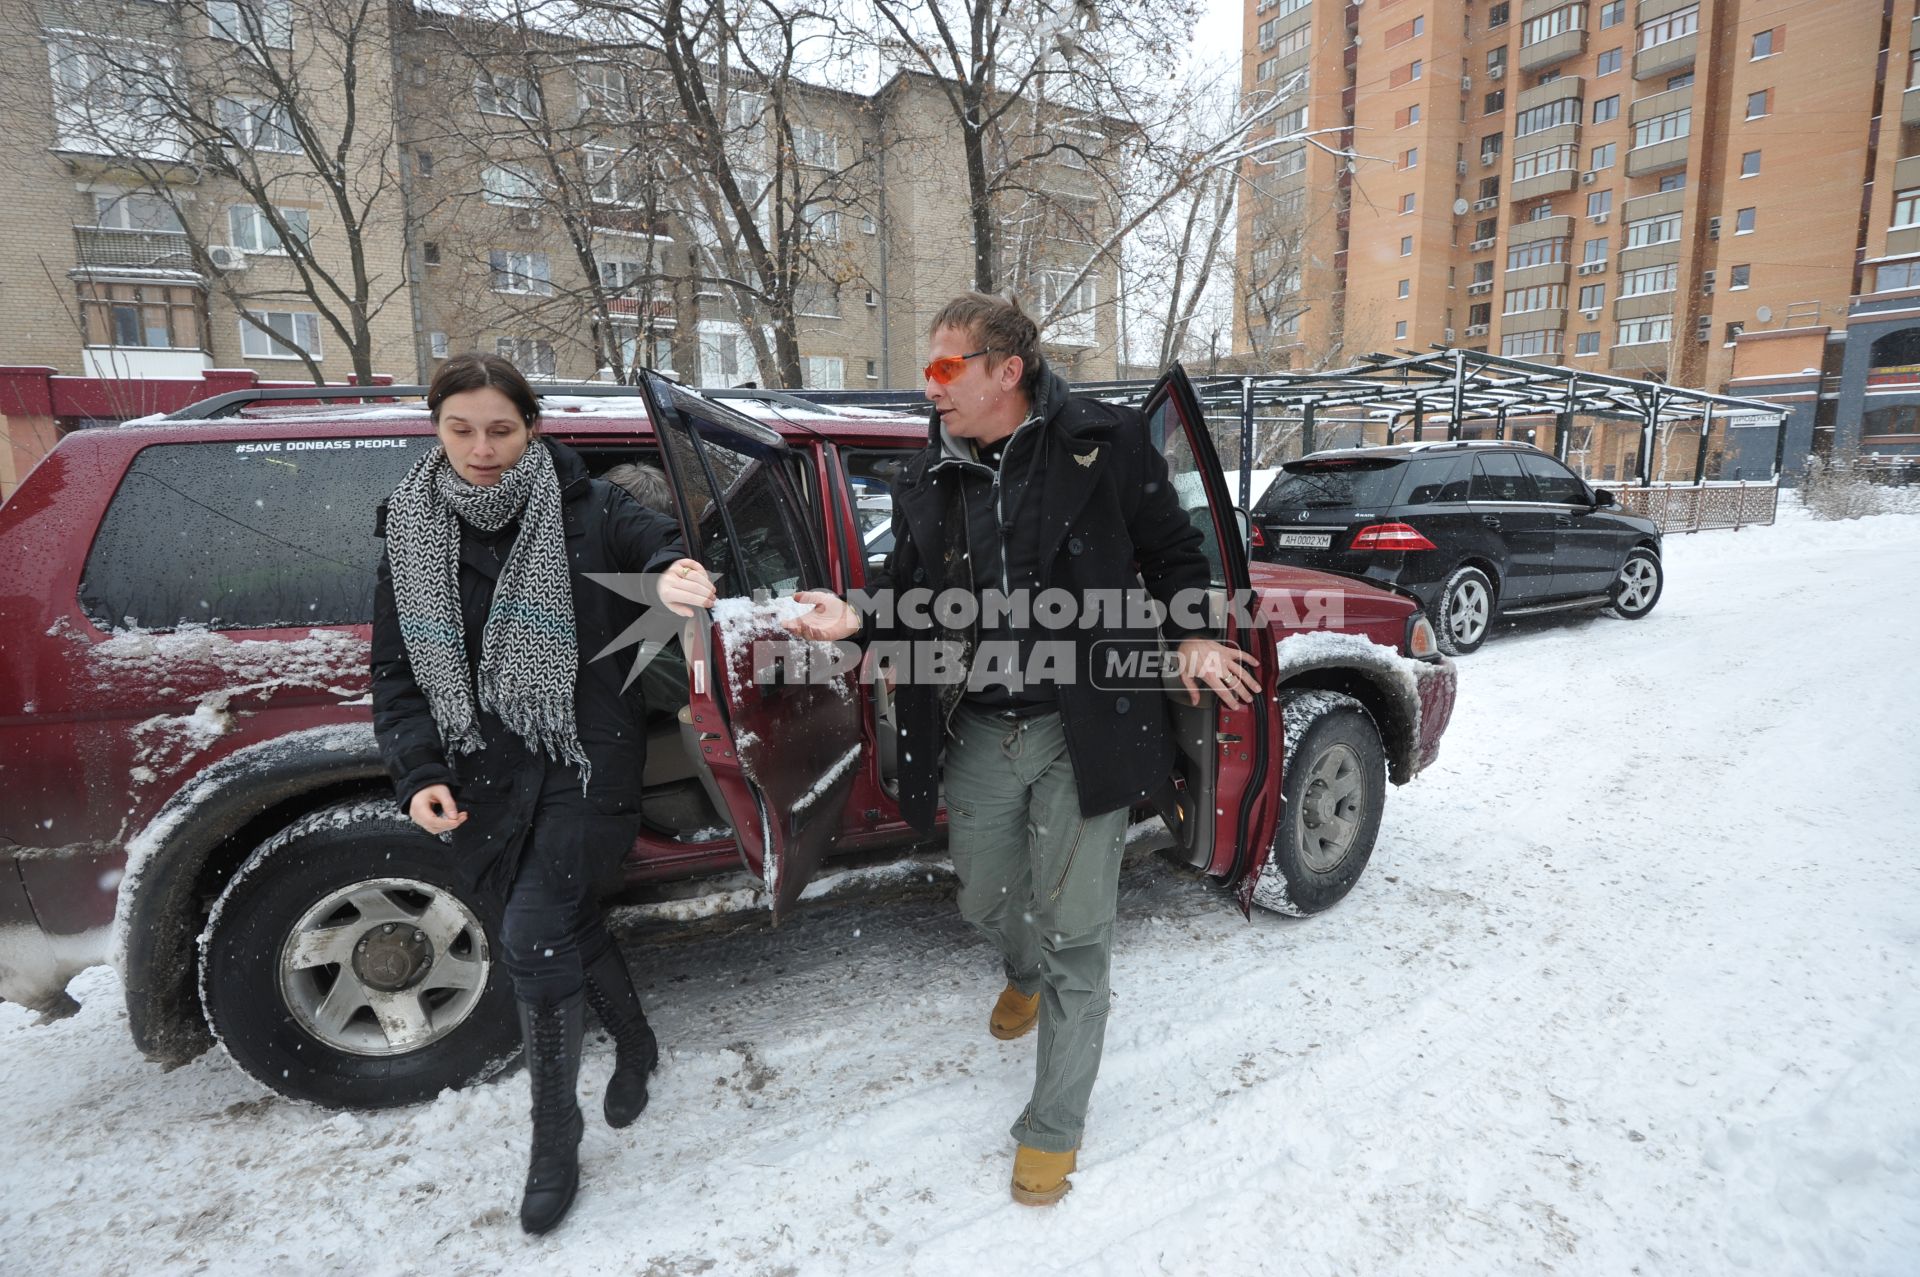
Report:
1473,197,1498,211
1706,216,1721,239
1468,280,1493,294
207,245,248,272
1443,327,1456,342
1458,159,1470,176
1470,236,1496,250
1481,151,1500,167
1489,64,1505,80
1577,262,1606,275
1701,270,1715,294
1591,213,1610,224
1461,75,1473,92
1582,309,1600,321
1465,323,1489,337
1581,171,1597,185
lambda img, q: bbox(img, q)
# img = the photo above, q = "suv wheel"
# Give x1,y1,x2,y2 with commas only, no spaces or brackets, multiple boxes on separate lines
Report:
1432,565,1495,656
1608,548,1663,620
199,798,519,1109
1249,691,1386,917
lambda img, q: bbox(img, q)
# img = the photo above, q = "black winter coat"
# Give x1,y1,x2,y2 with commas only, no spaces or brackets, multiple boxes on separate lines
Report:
370,439,685,894
864,367,1210,832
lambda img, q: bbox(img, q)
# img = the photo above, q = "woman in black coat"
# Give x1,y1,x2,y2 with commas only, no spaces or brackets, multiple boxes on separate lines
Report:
370,354,714,1234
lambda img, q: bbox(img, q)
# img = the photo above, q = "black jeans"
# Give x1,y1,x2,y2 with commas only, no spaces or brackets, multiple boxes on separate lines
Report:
498,759,643,1007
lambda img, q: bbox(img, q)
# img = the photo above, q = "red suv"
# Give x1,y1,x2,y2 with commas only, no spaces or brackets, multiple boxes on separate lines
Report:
0,369,1456,1108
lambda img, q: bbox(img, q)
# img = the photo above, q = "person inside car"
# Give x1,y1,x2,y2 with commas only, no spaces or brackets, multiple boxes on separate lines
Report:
370,354,716,1234
782,293,1260,1205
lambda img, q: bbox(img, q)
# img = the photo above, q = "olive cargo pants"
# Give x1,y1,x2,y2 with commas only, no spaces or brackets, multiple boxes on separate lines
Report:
944,705,1129,1154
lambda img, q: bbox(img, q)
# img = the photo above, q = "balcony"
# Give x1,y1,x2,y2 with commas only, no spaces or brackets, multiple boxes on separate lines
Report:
1518,28,1587,75
1505,261,1570,291
1515,76,1585,114
1508,215,1573,246
1626,137,1690,178
1622,188,1685,223
1512,166,1578,201
1515,123,1582,155
1619,240,1683,273
1614,291,1676,321
1609,341,1669,374
1505,307,1568,331
1634,33,1696,81
73,226,198,274
1629,84,1694,125
1894,155,1920,192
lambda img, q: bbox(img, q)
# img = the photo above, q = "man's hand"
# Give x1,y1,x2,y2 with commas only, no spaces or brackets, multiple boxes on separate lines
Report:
783,590,861,641
408,783,467,835
1177,637,1262,711
658,558,718,617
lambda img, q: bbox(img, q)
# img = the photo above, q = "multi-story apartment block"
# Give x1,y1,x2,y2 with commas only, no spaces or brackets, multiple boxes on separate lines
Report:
1235,0,1920,473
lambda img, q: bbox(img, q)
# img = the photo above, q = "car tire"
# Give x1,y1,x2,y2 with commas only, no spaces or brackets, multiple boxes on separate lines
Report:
1248,691,1387,918
199,797,520,1110
1607,548,1663,620
1431,565,1496,656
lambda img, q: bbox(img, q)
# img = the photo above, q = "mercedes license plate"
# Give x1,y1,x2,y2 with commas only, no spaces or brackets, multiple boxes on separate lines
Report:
1276,532,1332,549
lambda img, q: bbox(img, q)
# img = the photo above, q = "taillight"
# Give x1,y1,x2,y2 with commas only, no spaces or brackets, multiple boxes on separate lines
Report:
1350,522,1436,551
1249,523,1266,548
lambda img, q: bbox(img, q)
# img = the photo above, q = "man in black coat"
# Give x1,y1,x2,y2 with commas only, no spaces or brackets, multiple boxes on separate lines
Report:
786,293,1259,1205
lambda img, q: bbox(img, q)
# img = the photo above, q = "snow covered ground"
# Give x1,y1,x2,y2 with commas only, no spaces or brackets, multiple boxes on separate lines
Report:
5,500,1918,1276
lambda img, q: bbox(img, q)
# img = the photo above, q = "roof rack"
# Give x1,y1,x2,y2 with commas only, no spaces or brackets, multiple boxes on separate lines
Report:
164,382,650,421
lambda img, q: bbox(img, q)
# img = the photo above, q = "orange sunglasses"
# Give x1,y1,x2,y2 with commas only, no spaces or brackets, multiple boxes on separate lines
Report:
922,348,1005,385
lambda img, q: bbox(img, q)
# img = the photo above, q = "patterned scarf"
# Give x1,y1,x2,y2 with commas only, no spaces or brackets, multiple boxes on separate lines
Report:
383,437,589,782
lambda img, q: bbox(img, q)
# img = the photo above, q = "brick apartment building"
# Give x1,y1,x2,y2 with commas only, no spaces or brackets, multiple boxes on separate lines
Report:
1235,0,1920,476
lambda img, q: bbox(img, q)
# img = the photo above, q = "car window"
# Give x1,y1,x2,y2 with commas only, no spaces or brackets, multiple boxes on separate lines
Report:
79,436,431,631
1400,455,1473,505
840,448,912,573
1518,453,1588,504
1147,402,1226,589
1469,453,1538,503
1258,460,1406,512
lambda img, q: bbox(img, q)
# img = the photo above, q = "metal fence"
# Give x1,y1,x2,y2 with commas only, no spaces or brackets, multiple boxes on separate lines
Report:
1611,481,1779,532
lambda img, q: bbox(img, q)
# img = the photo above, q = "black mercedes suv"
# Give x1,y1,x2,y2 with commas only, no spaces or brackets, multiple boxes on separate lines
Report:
1251,441,1664,655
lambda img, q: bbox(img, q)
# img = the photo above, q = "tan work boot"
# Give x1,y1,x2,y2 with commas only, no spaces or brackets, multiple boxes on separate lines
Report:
989,984,1040,1040
1011,1145,1076,1206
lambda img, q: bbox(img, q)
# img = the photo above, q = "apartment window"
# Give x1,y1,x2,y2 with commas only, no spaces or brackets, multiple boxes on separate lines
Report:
1622,264,1677,296
1599,1,1625,29
1480,175,1502,199
577,64,630,113
1640,6,1699,49
1481,134,1504,162
94,191,182,233
1489,47,1508,76
1588,190,1612,218
422,241,441,266
80,281,203,350
414,149,433,178
1515,98,1582,137
1909,47,1920,89
1625,212,1681,247
1400,236,1414,256
1475,217,1498,241
1596,48,1622,76
1895,189,1920,229
1618,315,1672,346
598,259,651,294
1400,192,1416,214
1513,145,1578,182
240,310,321,360
1390,60,1423,88
1583,237,1609,264
1470,302,1493,325
1521,6,1581,46
795,282,841,318
586,147,647,206
1575,331,1601,355
1668,71,1695,89
429,331,448,359
1735,206,1756,234
803,356,844,389
1401,147,1419,169
1278,106,1308,133
488,249,552,295
865,358,878,382
1488,4,1510,29
1395,321,1408,339
1876,261,1920,290
227,205,309,255
1591,142,1616,170
216,97,298,153
1257,57,1276,81
1276,24,1311,57
1746,90,1770,120
1386,17,1423,46
1632,109,1691,149
1506,237,1569,270
1501,330,1562,357
1751,28,1777,59
1272,148,1307,177
1257,17,1278,44
496,337,556,377
1480,92,1504,120
862,214,878,235
209,1,293,49
1741,150,1761,178
1593,95,1620,124
793,125,839,168
1578,283,1605,309
482,164,540,207
1504,284,1565,314
1472,260,1496,285
475,73,542,120
1397,278,1411,298
47,38,183,161
1729,264,1751,289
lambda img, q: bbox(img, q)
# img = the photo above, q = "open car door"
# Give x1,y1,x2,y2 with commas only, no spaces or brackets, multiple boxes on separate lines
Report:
1141,365,1280,911
637,374,863,922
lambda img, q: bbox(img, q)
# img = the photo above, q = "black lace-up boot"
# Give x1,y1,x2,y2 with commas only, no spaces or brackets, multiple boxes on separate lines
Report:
517,994,585,1235
583,945,659,1128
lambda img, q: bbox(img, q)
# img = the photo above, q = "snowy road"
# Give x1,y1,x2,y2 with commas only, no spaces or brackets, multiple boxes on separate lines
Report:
5,504,1918,1275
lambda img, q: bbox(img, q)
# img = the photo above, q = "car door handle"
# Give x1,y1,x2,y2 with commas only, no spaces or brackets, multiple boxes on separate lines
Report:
1554,514,1574,527
1479,515,1502,530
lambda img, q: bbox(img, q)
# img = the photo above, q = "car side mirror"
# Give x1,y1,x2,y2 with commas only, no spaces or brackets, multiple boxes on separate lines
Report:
1591,488,1617,509
1233,506,1253,551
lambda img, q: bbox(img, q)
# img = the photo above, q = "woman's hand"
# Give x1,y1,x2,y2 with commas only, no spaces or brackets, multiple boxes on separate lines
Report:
658,558,718,617
783,590,861,641
408,784,467,835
